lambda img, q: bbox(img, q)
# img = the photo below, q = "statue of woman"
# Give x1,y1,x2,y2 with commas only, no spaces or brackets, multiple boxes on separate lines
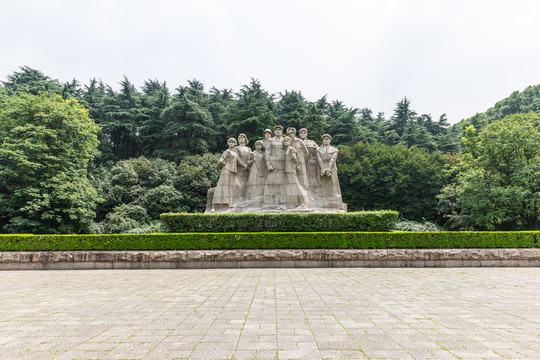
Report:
262,128,273,150
282,136,309,209
211,138,247,212
299,128,321,207
235,134,252,196
287,127,308,190
317,134,345,211
263,125,285,208
245,140,265,206
261,128,273,180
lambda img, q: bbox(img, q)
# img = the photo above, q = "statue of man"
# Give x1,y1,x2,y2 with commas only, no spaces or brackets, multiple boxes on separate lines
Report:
263,125,285,207
317,134,345,211
211,138,247,212
287,127,308,190
283,136,309,209
299,128,321,207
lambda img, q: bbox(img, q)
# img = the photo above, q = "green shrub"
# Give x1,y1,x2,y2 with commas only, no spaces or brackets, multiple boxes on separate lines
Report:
0,231,538,251
395,219,445,232
159,211,399,233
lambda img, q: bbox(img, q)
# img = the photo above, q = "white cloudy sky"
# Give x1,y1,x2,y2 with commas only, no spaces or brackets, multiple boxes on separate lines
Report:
2,0,540,123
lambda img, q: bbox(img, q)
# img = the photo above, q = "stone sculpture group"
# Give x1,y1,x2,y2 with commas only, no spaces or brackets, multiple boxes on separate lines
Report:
205,126,347,213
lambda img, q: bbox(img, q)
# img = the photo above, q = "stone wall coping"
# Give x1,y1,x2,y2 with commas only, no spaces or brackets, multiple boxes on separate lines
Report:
0,249,539,269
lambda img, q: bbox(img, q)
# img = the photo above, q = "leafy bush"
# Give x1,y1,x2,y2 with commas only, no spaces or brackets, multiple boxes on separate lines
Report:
338,142,451,222
91,204,149,234
395,219,444,232
0,231,538,251
160,211,399,233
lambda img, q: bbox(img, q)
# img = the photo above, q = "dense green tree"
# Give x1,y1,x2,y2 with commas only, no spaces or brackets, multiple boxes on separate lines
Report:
302,99,328,140
61,78,83,99
174,153,220,212
92,156,183,222
226,79,276,141
390,97,417,138
139,79,171,158
92,157,188,232
2,66,63,95
339,142,449,221
444,113,540,230
81,79,107,122
276,90,307,130
455,84,540,137
159,91,215,162
400,121,437,151
325,101,360,145
207,87,235,153
356,108,383,143
0,93,100,233
100,77,144,159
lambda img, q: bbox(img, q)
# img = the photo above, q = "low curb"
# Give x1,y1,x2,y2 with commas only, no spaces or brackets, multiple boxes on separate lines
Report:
1,249,540,270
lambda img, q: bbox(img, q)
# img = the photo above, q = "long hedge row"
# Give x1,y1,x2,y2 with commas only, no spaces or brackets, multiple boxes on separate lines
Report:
160,211,399,232
0,232,538,251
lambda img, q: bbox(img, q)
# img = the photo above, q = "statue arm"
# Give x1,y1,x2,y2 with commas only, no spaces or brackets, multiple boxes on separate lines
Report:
317,148,326,176
237,156,247,168
316,148,324,169
265,146,274,170
300,139,308,154
327,150,338,172
218,151,228,168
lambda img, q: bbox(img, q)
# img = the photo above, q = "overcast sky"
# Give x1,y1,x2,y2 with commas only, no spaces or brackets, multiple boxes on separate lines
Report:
2,0,540,123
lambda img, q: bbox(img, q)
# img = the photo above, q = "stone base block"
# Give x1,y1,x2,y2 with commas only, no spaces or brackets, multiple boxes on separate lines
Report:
0,249,539,270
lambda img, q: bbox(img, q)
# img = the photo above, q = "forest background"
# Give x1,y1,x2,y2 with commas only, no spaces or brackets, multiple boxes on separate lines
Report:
0,67,539,234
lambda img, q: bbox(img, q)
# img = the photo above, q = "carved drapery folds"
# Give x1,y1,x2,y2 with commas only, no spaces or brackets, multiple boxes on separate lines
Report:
206,127,347,213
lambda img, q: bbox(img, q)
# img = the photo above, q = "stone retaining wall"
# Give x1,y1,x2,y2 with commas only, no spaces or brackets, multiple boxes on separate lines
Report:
1,249,540,270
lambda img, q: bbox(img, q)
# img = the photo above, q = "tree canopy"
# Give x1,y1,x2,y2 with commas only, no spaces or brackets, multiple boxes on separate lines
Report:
2,66,538,233
0,93,99,233
439,113,540,230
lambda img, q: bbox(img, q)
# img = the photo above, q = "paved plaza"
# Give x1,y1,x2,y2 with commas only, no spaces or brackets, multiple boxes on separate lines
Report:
1,268,540,360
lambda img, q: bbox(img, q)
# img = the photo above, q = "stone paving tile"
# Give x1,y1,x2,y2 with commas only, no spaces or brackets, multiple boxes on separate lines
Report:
1,268,540,359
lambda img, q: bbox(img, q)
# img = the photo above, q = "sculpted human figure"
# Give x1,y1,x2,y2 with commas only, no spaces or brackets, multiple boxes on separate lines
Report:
211,138,247,212
263,125,285,207
261,128,273,179
282,136,309,209
262,128,273,150
235,133,252,196
317,134,345,210
245,140,265,206
299,128,322,205
287,127,308,190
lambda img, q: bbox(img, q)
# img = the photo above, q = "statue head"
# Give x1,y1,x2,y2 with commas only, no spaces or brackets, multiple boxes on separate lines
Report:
321,134,332,145
283,136,291,147
255,140,263,151
299,128,308,139
263,129,272,139
287,127,296,138
238,133,248,145
227,138,237,148
273,125,284,137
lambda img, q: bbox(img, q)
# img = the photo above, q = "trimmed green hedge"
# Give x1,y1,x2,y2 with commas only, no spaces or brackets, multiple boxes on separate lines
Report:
0,231,538,251
160,211,399,232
